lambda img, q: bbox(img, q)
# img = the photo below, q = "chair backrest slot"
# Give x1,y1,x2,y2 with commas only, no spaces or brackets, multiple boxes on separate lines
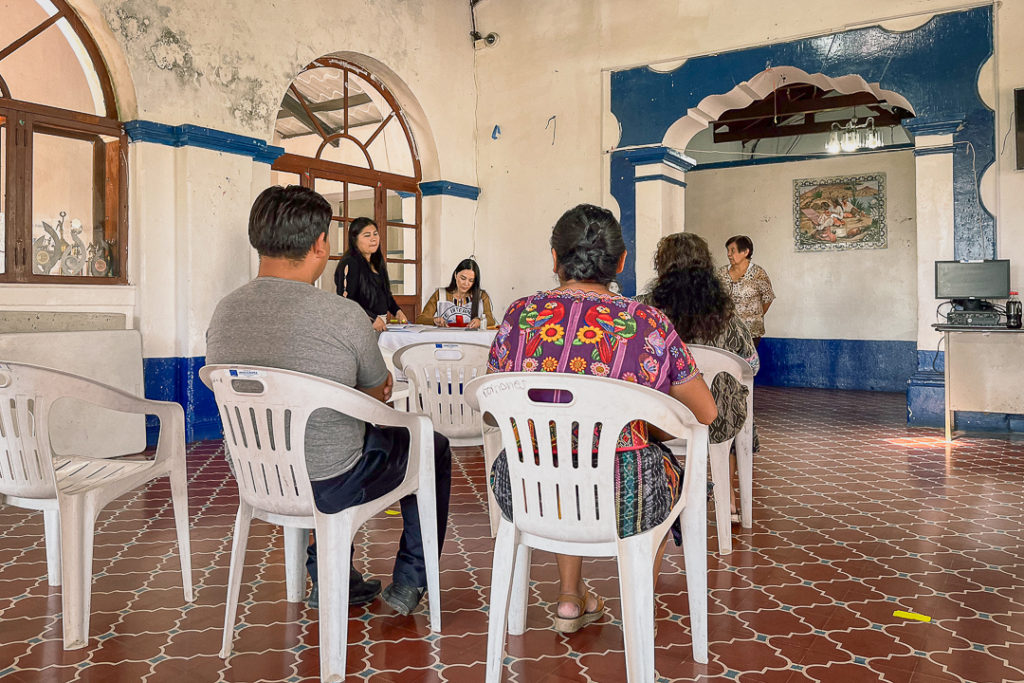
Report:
265,409,276,451
510,417,524,462
284,409,292,451
233,406,248,449
248,407,262,450
259,462,270,495
8,399,20,438
274,464,285,497
221,406,238,446
32,449,43,480
288,464,299,496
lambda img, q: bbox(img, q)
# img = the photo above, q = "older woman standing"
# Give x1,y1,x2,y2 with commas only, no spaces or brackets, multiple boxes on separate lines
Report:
717,235,774,346
487,204,716,633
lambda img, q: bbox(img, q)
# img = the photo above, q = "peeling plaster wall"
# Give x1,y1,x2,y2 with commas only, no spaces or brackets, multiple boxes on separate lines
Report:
96,0,476,180
88,0,477,355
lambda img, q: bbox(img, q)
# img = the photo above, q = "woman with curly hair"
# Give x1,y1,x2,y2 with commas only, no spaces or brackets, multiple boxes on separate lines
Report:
639,232,760,523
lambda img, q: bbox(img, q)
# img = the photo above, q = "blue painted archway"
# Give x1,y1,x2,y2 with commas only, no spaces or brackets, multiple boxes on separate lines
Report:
609,6,994,295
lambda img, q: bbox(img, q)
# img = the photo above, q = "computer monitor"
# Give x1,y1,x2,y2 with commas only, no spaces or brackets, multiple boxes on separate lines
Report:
935,260,1010,303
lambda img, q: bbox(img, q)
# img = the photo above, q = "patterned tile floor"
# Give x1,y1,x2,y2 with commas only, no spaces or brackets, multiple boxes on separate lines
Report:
2,386,1024,682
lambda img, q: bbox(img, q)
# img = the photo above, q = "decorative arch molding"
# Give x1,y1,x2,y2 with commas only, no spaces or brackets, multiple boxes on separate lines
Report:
63,0,137,119
662,66,916,152
608,5,995,293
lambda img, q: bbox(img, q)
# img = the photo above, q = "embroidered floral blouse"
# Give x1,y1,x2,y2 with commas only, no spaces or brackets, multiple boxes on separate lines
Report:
487,288,700,450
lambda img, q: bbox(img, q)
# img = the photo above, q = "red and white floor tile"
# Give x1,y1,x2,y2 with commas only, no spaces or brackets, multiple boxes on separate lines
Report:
2,387,1024,682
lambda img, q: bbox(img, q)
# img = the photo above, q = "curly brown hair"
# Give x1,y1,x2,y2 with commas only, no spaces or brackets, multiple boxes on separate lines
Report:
648,232,735,342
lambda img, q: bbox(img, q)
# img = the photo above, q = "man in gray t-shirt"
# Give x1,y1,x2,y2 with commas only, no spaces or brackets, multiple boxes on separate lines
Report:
206,185,451,616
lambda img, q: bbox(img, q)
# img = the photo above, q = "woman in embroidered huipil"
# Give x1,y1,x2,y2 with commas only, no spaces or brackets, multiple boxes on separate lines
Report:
487,204,717,634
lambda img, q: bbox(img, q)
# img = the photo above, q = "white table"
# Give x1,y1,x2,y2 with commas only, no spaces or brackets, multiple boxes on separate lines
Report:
378,324,496,380
936,324,1024,440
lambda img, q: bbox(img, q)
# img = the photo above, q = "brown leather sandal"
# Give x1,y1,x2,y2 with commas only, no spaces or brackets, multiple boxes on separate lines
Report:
552,590,606,634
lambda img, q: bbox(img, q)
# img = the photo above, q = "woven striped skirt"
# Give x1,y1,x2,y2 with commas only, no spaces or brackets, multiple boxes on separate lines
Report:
488,441,684,540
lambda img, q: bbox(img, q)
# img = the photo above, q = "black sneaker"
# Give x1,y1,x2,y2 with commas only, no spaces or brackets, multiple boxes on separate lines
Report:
380,583,426,616
307,577,382,610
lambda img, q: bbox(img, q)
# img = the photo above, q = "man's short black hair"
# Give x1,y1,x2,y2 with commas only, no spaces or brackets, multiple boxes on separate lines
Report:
248,185,332,260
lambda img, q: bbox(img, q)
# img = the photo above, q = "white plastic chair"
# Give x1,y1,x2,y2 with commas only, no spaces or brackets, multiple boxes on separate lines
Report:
466,373,709,683
393,342,490,446
200,364,441,683
394,342,499,533
666,344,754,555
0,361,193,650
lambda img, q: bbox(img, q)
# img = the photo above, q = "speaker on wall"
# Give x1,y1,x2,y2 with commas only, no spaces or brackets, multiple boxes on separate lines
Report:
1017,88,1024,171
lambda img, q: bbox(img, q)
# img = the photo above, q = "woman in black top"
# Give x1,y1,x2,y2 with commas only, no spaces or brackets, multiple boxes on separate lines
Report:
335,217,408,332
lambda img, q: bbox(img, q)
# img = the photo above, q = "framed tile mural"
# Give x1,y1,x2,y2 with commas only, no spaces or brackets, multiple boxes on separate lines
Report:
793,173,887,251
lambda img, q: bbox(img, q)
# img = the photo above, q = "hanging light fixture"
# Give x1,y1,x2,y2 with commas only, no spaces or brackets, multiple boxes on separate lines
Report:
825,114,888,153
825,123,841,154
862,117,883,149
840,121,860,152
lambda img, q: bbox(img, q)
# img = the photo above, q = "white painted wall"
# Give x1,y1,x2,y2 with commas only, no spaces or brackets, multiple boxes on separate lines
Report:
683,150,918,341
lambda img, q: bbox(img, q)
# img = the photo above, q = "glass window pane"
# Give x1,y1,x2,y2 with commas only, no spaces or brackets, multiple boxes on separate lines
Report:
31,129,117,277
346,183,374,221
387,262,416,296
317,137,370,167
386,189,417,223
2,19,104,115
314,177,345,217
328,219,346,257
1,115,6,275
367,117,414,177
385,225,416,261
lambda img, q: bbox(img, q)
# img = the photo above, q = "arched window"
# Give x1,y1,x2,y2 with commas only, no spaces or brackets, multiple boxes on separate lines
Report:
271,57,423,318
0,0,126,282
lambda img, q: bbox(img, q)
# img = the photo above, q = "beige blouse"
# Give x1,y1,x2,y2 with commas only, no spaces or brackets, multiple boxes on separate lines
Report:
717,262,775,340
416,288,497,327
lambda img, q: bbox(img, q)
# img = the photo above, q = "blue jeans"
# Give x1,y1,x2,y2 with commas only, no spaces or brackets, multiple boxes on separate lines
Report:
305,425,451,588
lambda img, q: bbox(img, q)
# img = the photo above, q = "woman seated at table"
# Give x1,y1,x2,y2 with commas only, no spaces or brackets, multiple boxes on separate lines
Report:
335,217,408,332
416,258,496,329
487,204,716,633
640,232,760,523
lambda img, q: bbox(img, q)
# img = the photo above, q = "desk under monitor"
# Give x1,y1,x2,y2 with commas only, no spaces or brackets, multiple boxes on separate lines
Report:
933,324,1024,440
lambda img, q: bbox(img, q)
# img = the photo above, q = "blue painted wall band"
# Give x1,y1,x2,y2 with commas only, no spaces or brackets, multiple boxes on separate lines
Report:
419,180,481,200
143,356,221,445
635,173,687,188
124,121,285,164
755,338,917,392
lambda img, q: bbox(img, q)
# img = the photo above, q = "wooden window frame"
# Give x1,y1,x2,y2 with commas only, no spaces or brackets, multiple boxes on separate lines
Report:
0,1,127,284
272,58,422,318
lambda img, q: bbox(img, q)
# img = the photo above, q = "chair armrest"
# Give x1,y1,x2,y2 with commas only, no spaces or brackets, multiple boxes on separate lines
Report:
47,372,185,463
